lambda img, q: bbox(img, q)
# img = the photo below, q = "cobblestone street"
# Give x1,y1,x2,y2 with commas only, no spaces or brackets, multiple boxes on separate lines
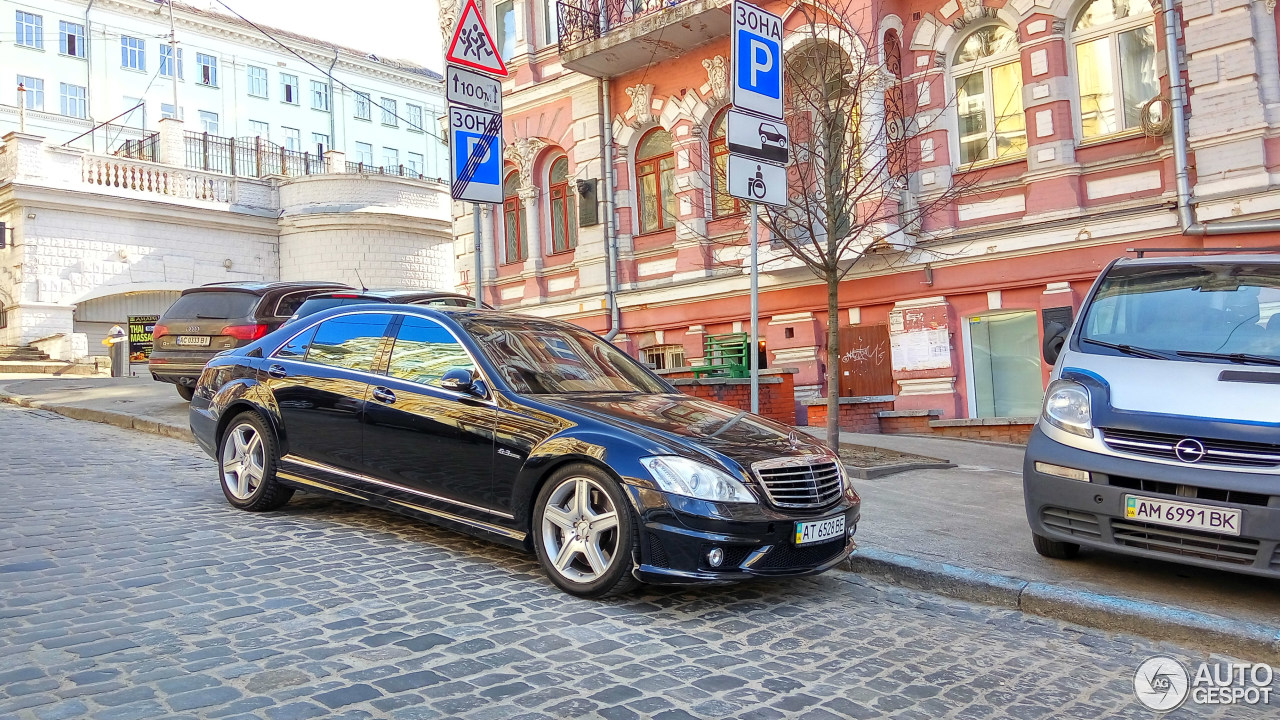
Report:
0,403,1273,719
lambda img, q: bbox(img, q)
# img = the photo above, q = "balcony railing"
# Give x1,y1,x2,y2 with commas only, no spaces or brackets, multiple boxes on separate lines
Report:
557,0,729,76
111,129,159,163
558,0,695,51
184,132,325,178
344,161,438,181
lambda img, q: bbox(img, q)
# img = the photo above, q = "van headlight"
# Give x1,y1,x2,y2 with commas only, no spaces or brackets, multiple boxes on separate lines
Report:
1042,379,1093,438
640,456,756,504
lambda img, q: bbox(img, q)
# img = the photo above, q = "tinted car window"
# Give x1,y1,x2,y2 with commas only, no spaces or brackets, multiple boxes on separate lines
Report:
276,325,318,360
461,317,669,394
387,316,476,388
163,291,257,319
304,313,391,372
293,296,385,319
418,297,475,308
275,291,328,318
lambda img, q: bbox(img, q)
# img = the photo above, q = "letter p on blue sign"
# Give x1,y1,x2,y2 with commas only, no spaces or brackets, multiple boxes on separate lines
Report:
730,1,784,120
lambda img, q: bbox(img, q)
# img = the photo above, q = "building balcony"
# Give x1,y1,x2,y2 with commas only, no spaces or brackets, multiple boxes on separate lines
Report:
557,0,730,78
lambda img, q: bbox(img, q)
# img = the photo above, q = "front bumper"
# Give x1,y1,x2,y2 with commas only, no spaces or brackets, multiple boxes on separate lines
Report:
1024,425,1280,578
623,484,861,584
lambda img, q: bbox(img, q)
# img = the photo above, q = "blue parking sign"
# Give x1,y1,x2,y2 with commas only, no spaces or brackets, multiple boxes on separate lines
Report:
455,131,499,186
449,104,503,203
731,1,784,121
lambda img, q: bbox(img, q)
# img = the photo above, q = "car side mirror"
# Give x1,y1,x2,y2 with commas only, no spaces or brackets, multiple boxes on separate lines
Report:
440,367,477,395
1043,321,1068,366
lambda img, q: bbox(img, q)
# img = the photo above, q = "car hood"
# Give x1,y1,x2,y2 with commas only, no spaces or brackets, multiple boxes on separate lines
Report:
535,393,831,469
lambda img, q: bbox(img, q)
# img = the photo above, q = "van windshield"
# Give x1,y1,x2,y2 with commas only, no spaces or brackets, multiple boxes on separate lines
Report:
1080,263,1280,361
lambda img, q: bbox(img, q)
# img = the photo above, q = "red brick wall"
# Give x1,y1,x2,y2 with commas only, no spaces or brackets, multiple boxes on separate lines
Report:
672,373,797,426
806,401,893,433
879,415,935,434
930,423,1033,444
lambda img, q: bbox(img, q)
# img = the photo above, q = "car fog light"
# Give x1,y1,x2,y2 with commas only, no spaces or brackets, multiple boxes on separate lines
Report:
707,547,724,567
1034,462,1091,482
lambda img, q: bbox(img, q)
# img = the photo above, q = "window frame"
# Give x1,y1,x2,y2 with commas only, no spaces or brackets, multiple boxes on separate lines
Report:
380,97,398,127
121,36,146,72
708,109,744,218
196,53,218,87
299,312,394,373
281,73,299,104
249,120,270,138
635,128,678,235
503,170,528,264
950,25,1026,167
1071,0,1159,142
384,315,480,391
247,65,268,98
59,83,88,119
548,156,577,254
198,110,220,135
406,103,423,133
17,76,44,111
159,45,184,80
311,80,330,111
354,142,374,166
354,92,371,121
312,133,329,154
15,11,42,50
59,20,85,59
282,126,302,152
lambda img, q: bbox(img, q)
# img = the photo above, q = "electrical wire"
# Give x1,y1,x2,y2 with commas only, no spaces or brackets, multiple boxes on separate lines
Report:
207,0,447,145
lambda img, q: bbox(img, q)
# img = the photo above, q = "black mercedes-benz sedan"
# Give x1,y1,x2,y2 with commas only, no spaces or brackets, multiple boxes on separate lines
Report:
190,306,861,597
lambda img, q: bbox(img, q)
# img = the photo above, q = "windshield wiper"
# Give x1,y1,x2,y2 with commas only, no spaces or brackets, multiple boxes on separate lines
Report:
1175,351,1280,367
1080,338,1172,360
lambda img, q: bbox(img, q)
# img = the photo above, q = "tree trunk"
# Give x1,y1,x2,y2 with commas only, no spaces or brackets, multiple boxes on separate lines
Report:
825,271,841,453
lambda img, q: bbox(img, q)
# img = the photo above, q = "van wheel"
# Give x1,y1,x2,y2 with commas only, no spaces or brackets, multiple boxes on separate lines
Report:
175,384,195,401
1032,532,1079,560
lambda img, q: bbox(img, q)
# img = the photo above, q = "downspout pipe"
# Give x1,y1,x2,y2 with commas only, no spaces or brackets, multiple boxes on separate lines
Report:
1162,0,1280,236
327,48,339,151
600,77,621,340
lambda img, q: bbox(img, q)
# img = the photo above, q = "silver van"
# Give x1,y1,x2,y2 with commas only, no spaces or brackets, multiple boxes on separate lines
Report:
1024,254,1280,577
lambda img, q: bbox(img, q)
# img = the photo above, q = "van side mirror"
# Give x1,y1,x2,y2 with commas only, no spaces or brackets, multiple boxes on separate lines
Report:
1043,321,1068,366
440,367,476,395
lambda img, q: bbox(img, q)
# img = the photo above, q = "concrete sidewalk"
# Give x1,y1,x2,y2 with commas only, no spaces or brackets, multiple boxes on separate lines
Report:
4,375,1279,661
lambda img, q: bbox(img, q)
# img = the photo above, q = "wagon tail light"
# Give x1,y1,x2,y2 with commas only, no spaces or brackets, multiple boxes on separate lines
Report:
221,324,269,341
152,324,170,338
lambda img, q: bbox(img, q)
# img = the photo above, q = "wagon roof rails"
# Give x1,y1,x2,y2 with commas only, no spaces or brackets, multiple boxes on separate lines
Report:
1125,246,1280,259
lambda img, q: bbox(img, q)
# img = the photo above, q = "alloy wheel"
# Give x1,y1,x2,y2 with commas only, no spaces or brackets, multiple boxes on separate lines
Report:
540,476,622,583
221,422,265,501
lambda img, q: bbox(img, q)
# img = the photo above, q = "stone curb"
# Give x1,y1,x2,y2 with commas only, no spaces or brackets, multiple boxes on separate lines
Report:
846,461,956,480
844,547,1280,664
0,390,193,442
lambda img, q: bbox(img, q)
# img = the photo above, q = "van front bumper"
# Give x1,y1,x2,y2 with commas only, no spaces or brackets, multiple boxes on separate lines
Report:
1024,425,1280,578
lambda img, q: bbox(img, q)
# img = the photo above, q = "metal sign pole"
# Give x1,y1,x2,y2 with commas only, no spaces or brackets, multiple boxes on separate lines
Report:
749,202,759,415
473,202,483,305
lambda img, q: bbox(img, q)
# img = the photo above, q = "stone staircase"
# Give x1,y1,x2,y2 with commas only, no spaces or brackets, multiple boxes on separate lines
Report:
0,345,104,375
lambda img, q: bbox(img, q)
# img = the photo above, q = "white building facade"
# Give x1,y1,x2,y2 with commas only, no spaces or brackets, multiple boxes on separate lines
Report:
0,0,454,358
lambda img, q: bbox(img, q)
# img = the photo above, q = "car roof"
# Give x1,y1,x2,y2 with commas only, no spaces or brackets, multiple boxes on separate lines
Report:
1115,254,1280,266
306,289,475,302
299,303,574,332
187,281,351,295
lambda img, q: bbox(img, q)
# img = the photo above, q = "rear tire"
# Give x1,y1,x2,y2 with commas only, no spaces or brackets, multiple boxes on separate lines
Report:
218,411,293,512
175,384,195,401
1032,532,1080,560
533,464,640,598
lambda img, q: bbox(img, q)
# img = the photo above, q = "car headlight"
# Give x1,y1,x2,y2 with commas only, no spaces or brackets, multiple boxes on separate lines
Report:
639,456,756,504
1042,379,1093,438
835,458,860,502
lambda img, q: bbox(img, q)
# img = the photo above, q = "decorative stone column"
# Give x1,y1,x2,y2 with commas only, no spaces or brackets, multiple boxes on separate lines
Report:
507,137,547,273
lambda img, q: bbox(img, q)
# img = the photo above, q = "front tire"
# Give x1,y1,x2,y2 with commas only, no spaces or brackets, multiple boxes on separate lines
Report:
1032,532,1080,560
533,464,639,598
218,411,293,511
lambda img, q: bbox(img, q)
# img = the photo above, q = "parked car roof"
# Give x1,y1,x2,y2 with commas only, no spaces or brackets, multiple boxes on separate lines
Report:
187,281,352,295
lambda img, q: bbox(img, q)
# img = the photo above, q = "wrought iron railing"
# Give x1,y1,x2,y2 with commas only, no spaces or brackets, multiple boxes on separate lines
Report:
112,131,159,163
184,132,323,178
557,0,692,51
344,161,436,181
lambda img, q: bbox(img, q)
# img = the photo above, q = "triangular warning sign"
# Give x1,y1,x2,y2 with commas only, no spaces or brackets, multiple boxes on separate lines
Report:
446,0,508,77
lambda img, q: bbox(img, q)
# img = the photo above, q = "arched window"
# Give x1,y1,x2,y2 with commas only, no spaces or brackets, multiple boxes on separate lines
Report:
952,26,1025,165
709,110,742,217
503,171,527,263
548,156,577,253
1073,0,1159,139
636,128,676,233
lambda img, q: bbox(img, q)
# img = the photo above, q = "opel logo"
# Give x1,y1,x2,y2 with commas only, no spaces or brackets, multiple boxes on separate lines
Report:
1173,438,1206,464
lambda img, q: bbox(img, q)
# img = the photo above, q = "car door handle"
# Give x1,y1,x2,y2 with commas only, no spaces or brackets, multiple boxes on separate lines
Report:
267,364,287,379
372,387,396,404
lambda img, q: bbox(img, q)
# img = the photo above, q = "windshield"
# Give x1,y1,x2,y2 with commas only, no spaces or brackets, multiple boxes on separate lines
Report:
460,317,671,394
1080,263,1280,360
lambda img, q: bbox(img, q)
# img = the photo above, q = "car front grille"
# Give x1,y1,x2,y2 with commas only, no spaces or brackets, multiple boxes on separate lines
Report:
1271,545,1280,571
1110,520,1260,566
1100,428,1280,469
1041,507,1102,540
1106,476,1271,508
749,538,848,570
750,456,844,510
